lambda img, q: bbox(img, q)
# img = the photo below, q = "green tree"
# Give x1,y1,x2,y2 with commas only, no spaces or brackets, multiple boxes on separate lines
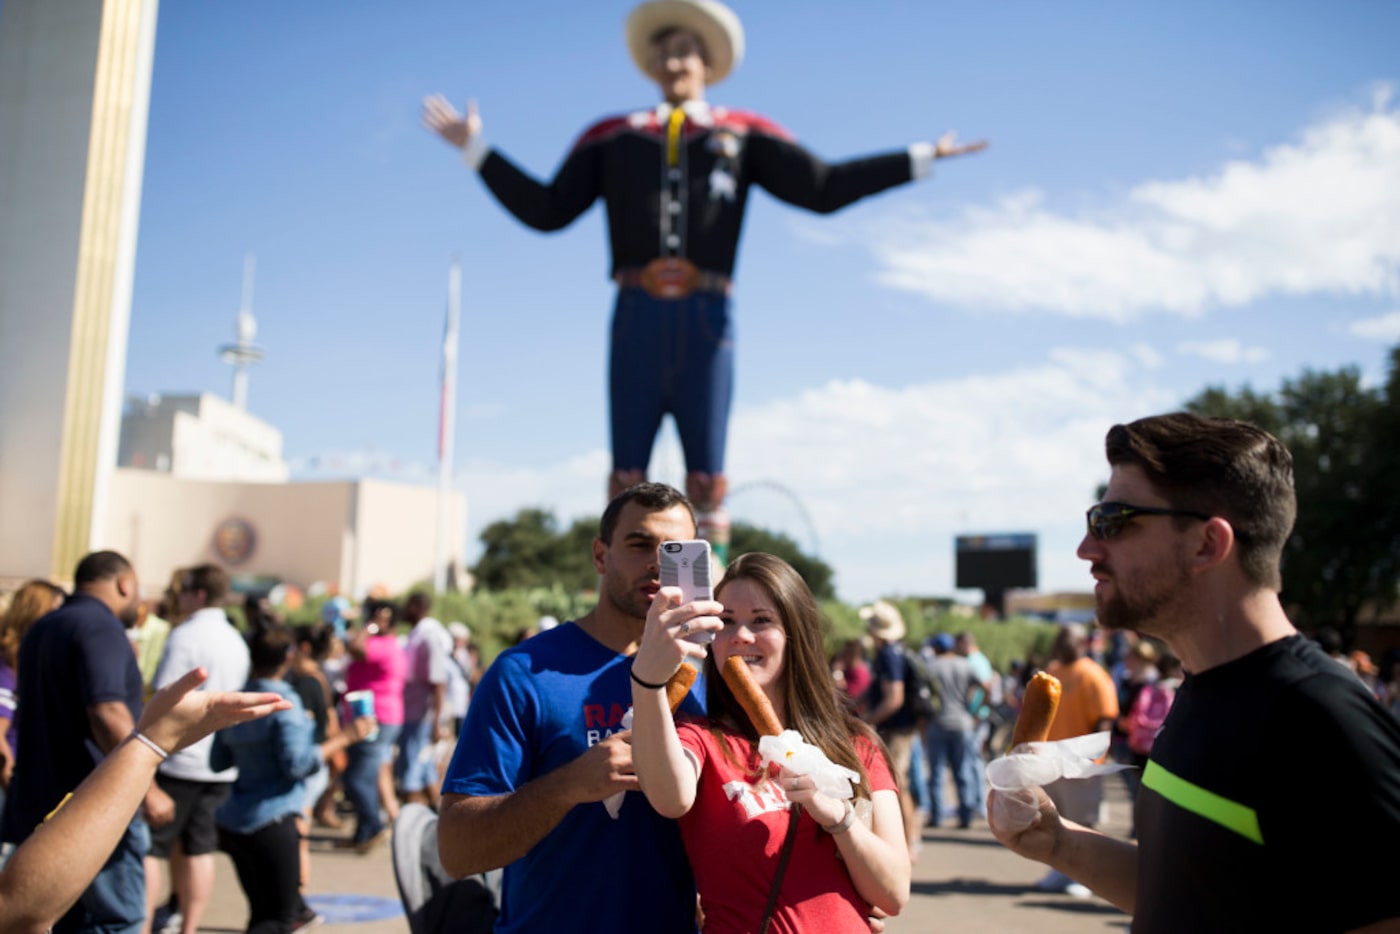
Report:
1188,345,1400,641
729,521,836,600
471,508,597,592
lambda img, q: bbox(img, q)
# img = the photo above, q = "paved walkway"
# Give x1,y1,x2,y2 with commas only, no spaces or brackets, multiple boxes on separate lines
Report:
194,777,1136,933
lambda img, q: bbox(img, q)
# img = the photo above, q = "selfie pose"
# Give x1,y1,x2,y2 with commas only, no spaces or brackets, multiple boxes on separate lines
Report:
630,552,910,932
424,0,986,561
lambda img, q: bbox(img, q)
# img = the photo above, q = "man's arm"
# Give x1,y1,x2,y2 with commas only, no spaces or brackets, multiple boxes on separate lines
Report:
88,699,174,824
421,94,601,232
437,730,638,878
866,678,904,728
988,785,1139,913
0,669,287,934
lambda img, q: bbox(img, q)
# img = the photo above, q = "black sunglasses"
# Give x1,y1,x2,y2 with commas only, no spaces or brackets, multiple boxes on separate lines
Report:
1086,501,1212,540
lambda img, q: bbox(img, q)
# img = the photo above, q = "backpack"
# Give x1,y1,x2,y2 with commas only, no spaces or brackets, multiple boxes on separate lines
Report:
901,648,941,721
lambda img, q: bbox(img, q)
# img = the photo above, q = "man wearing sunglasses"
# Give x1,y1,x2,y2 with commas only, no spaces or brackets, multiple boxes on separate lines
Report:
989,412,1400,932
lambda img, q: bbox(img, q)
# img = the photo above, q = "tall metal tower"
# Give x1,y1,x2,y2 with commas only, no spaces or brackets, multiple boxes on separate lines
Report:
219,254,264,410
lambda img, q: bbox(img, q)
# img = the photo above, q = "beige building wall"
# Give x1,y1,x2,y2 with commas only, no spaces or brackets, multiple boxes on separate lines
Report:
104,469,467,599
0,0,160,580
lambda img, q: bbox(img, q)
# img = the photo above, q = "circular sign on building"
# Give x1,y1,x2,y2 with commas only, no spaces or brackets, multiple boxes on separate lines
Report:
212,517,257,565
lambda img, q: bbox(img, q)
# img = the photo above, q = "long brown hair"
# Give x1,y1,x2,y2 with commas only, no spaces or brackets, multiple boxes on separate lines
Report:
703,553,888,800
0,580,65,669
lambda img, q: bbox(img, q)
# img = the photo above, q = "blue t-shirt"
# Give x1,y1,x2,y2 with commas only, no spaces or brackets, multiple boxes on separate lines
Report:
2,593,144,843
443,622,705,934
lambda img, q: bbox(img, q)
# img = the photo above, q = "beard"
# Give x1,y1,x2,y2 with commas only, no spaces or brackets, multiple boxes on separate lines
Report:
1095,558,1192,633
603,569,654,621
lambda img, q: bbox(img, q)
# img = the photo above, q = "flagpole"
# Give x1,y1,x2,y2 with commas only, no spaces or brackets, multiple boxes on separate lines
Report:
434,257,461,593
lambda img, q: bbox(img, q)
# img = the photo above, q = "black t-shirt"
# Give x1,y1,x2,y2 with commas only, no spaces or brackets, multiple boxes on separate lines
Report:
2,593,144,844
866,643,917,733
1134,635,1400,932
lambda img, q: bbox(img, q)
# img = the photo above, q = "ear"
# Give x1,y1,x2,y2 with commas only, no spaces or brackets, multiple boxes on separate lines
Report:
592,537,608,576
116,572,135,600
1192,517,1235,573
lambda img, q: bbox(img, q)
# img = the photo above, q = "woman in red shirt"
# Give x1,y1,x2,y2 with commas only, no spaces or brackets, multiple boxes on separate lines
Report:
631,553,909,932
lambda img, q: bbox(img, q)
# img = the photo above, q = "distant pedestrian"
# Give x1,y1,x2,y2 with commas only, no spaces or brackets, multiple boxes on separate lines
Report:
398,593,452,809
1,551,147,934
342,599,405,852
213,624,376,933
924,634,982,829
144,564,251,934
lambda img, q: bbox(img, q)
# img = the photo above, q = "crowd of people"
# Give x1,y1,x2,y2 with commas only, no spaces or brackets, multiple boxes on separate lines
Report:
0,554,481,934
2,409,1400,933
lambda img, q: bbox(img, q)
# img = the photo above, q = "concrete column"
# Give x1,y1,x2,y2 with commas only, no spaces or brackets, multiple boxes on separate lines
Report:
0,0,159,581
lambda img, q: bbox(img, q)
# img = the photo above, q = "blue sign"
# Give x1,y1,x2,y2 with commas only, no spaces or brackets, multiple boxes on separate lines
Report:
305,894,403,923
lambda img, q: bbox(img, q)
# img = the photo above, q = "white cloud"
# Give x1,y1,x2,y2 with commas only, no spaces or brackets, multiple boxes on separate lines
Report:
863,90,1400,321
1348,310,1400,342
1176,339,1270,364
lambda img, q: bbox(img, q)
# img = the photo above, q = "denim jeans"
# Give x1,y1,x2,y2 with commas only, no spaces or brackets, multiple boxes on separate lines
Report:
924,721,982,826
344,722,402,843
55,815,149,934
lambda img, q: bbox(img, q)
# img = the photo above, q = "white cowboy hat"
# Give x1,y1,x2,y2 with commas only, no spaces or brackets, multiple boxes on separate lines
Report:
859,600,907,642
625,0,745,86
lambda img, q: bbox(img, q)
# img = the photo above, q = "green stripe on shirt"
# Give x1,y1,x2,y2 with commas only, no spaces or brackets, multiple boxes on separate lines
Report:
1141,760,1264,845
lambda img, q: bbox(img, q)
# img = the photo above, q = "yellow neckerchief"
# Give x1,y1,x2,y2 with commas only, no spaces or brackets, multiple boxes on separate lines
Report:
666,106,686,167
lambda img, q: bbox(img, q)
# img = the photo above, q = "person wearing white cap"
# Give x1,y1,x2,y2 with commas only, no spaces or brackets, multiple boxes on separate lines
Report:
423,0,986,569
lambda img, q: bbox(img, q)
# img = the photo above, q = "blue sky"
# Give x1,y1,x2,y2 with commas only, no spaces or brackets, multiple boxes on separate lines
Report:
117,1,1400,603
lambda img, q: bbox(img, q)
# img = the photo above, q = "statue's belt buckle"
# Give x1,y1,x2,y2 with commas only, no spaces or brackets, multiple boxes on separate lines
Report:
640,258,700,300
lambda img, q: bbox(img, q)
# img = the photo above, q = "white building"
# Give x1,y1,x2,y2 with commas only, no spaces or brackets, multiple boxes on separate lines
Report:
102,393,467,599
118,393,289,482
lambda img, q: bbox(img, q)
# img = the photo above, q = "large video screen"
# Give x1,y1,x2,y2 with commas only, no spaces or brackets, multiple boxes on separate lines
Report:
955,533,1037,590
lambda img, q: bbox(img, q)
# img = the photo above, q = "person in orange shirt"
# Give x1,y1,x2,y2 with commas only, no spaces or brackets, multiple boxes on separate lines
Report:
1035,622,1118,897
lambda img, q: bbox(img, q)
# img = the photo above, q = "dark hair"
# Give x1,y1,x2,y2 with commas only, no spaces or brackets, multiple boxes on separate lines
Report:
405,592,432,613
598,482,694,544
703,553,887,800
73,551,132,587
180,564,231,607
1105,412,1295,591
249,623,294,677
293,622,334,662
364,598,399,628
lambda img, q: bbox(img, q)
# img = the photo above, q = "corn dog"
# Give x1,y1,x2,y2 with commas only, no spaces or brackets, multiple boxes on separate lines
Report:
1011,671,1062,747
664,663,697,712
721,655,783,736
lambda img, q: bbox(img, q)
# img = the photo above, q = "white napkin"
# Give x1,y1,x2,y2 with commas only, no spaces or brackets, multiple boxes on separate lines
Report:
603,708,638,819
985,731,1131,831
758,729,860,800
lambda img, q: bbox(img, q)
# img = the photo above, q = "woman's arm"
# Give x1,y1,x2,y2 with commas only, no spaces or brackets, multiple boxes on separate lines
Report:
628,589,722,819
783,776,910,916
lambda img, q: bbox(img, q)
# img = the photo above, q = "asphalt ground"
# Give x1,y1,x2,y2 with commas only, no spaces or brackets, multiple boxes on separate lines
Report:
190,769,1136,933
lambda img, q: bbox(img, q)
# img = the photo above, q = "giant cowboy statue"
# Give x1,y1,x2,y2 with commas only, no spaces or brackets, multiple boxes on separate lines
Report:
423,0,986,562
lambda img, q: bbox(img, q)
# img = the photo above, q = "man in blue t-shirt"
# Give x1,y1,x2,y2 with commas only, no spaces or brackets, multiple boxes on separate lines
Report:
440,483,707,933
2,550,148,934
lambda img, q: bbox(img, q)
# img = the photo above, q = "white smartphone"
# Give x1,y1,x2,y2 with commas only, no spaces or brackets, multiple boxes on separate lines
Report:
660,539,715,644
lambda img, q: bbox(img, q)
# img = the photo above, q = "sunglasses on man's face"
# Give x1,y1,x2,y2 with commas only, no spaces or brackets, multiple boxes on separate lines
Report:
1085,501,1212,540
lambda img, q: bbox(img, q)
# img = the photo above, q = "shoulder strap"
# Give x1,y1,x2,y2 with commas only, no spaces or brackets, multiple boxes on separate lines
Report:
758,804,801,934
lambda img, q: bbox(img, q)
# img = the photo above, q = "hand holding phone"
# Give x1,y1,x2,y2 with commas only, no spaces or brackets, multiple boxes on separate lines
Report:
660,540,715,644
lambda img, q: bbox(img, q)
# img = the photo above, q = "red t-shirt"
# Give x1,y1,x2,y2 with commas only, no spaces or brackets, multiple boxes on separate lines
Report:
676,722,895,934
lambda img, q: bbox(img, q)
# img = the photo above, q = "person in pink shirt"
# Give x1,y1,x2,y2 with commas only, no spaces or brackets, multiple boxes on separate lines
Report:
343,599,407,852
